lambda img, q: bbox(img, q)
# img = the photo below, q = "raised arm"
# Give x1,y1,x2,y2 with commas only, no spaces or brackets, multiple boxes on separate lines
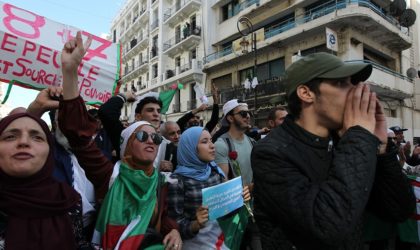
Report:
58,31,113,201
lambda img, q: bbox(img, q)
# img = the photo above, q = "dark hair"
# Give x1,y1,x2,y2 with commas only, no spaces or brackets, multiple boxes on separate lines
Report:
267,106,287,121
87,108,99,118
287,78,322,118
135,96,162,114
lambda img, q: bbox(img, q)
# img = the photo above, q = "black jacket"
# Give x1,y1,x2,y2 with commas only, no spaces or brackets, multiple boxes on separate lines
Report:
251,117,415,250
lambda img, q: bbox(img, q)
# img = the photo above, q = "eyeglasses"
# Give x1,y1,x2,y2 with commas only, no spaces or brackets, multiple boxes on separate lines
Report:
134,131,163,145
232,110,252,118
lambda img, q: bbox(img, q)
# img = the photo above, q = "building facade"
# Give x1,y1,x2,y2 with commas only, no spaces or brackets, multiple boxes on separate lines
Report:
112,0,420,142
202,0,420,140
111,0,206,122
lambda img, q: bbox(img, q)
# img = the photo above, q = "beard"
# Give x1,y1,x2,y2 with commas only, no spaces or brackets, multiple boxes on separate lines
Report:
233,118,249,132
55,126,71,151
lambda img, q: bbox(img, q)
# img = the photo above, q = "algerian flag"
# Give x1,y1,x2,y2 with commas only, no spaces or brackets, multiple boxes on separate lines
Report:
92,163,165,249
218,206,249,250
159,89,177,114
397,175,420,243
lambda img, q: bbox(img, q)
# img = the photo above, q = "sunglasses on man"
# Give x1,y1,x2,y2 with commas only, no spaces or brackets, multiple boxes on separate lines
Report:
232,110,252,118
134,131,163,145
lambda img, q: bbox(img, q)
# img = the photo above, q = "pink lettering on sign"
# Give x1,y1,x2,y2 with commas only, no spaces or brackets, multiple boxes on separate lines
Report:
79,78,111,103
1,33,17,53
2,4,46,39
56,30,112,61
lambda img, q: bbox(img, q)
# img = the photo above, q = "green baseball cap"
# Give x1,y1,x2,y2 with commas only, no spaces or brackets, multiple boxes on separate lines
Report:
285,52,372,96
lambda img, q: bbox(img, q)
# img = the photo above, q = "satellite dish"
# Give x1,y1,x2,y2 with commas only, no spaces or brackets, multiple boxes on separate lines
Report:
406,67,417,78
400,9,416,27
389,0,406,17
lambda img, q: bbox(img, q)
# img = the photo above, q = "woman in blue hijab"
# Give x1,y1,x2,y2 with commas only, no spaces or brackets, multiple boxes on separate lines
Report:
168,127,250,249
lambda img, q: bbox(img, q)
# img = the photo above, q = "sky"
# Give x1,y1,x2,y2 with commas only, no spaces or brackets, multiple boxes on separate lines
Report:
1,0,125,122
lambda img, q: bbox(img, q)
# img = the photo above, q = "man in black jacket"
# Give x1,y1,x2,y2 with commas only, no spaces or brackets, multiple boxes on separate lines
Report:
251,52,415,249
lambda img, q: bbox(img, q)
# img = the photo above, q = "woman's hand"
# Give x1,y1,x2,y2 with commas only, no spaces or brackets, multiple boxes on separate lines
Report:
163,229,182,250
196,205,209,227
243,185,251,202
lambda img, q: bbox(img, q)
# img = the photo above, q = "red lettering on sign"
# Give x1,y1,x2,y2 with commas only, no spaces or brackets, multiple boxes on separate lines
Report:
87,65,99,81
22,40,36,56
52,50,60,69
1,33,17,53
0,60,13,74
13,58,32,77
2,4,46,39
37,45,53,64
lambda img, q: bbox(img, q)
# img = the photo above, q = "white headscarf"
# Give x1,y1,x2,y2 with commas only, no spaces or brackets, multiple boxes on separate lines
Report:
120,121,151,159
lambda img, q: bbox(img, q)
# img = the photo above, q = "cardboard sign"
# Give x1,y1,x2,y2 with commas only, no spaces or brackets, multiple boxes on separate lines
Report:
202,176,244,220
0,1,120,104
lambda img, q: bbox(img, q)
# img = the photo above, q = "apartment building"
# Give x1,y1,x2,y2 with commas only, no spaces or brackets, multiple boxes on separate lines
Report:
202,0,420,140
111,0,205,121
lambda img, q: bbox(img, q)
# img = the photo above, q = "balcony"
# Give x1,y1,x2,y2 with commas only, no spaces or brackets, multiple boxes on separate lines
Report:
163,26,201,57
121,60,149,82
187,99,197,110
353,60,413,100
151,77,159,86
203,45,232,64
151,19,159,32
162,59,203,86
163,0,201,27
172,103,181,113
150,46,159,60
204,0,411,67
119,9,148,41
122,34,149,60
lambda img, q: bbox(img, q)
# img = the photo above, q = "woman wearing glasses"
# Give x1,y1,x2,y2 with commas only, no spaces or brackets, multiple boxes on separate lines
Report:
57,32,182,249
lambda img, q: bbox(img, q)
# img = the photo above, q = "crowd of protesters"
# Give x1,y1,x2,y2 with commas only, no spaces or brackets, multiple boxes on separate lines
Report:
0,32,417,250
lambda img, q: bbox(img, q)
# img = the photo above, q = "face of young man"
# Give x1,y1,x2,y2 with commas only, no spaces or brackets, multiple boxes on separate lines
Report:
395,131,405,144
135,103,161,128
229,105,251,131
312,77,354,131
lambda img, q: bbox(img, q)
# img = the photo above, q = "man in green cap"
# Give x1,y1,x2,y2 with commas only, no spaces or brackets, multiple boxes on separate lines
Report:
251,52,415,249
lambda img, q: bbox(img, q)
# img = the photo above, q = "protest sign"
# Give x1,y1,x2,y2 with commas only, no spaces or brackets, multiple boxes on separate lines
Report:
0,1,120,104
202,176,244,221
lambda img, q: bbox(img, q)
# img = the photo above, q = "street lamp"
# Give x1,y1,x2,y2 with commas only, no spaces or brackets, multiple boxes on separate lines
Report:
237,16,258,118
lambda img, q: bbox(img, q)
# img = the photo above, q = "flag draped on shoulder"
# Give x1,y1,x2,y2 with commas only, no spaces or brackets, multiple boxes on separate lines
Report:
397,175,420,244
92,163,164,249
217,206,249,250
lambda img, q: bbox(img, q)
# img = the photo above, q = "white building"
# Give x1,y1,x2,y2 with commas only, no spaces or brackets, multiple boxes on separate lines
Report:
112,0,420,142
111,0,206,122
202,0,420,141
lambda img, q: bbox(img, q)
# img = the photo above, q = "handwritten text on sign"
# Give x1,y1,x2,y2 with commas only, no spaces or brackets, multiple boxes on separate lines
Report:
0,1,119,104
202,177,244,221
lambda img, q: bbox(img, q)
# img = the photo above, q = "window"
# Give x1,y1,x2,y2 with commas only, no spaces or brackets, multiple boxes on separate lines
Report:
175,56,181,68
222,0,239,21
239,58,286,83
190,49,196,60
152,64,158,78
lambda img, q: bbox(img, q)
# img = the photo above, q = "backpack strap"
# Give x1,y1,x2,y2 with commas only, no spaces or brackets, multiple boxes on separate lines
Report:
220,133,237,179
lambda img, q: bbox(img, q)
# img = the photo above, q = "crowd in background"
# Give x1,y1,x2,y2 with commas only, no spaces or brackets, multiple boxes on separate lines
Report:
0,32,418,250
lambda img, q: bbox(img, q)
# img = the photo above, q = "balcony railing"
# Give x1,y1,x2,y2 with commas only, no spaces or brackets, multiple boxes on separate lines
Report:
206,0,405,64
163,0,200,21
220,78,286,105
204,45,232,64
232,0,259,17
151,19,159,30
347,59,412,82
163,26,201,52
